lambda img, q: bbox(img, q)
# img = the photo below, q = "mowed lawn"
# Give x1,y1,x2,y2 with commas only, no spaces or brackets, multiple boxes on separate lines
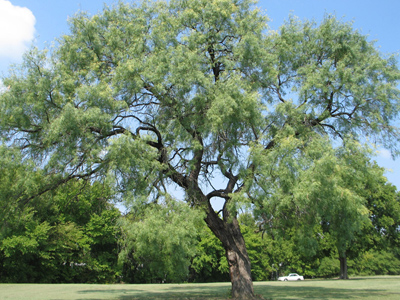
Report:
1,276,399,300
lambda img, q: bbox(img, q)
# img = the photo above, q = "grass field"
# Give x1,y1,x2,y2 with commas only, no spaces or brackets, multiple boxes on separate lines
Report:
1,276,399,300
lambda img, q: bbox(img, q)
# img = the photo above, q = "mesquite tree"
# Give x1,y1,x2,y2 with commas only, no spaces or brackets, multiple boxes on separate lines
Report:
1,0,399,298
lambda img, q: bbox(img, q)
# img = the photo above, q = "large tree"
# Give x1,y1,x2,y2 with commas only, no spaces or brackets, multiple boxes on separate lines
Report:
1,0,399,298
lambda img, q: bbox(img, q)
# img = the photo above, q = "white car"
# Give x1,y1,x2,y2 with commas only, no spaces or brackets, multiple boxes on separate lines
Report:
278,273,304,281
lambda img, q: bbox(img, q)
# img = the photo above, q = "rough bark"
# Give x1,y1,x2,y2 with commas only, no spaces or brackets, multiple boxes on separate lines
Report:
205,206,256,300
339,253,349,279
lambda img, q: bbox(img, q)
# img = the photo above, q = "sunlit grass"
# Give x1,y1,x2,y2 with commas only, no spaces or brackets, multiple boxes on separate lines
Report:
1,276,399,300
255,276,400,300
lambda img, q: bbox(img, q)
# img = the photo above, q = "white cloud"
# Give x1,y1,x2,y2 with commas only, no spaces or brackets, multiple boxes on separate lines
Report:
0,0,36,59
377,148,392,159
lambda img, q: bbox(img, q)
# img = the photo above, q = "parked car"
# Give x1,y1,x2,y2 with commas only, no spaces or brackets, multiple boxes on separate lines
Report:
278,273,304,281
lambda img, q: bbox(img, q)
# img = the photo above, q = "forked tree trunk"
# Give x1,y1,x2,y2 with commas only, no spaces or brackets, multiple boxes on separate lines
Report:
339,252,349,279
205,208,256,300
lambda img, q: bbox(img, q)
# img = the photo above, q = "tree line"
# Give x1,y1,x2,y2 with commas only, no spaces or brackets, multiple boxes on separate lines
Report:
1,150,399,283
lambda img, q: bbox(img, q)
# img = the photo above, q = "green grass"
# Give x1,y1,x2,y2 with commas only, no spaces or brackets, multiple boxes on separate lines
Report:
1,276,399,300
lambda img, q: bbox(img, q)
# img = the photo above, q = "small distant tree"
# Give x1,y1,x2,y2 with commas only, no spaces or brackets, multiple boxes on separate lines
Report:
1,0,399,297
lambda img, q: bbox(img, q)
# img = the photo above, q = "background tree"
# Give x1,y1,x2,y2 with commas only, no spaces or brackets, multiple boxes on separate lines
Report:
255,136,377,278
118,199,202,283
364,176,400,253
0,149,121,283
190,218,230,283
1,0,399,298
349,174,400,276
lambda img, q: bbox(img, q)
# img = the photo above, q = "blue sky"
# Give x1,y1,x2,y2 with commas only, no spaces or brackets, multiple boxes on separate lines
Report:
1,0,400,190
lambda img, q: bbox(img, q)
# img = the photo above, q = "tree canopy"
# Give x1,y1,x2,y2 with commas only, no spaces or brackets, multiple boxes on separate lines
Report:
1,0,399,298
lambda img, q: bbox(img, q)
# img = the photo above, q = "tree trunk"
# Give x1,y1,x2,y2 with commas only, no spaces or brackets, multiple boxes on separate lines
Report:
205,208,256,300
339,252,349,279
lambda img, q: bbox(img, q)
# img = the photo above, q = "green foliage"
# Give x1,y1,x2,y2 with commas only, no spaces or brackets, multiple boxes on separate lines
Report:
0,170,121,283
1,0,398,212
252,134,388,279
238,214,271,281
362,177,400,252
241,210,400,280
352,250,400,276
190,220,230,282
318,257,340,278
119,200,203,283
270,15,400,148
0,220,54,282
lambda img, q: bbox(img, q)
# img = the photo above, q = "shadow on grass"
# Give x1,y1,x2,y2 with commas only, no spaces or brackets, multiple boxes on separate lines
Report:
72,278,400,300
75,285,231,300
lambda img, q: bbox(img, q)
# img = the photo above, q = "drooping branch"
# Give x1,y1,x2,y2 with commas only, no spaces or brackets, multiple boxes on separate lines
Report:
18,162,106,207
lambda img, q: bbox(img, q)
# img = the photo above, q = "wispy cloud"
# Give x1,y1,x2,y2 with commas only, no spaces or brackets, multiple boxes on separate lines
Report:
0,0,36,60
377,148,392,159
